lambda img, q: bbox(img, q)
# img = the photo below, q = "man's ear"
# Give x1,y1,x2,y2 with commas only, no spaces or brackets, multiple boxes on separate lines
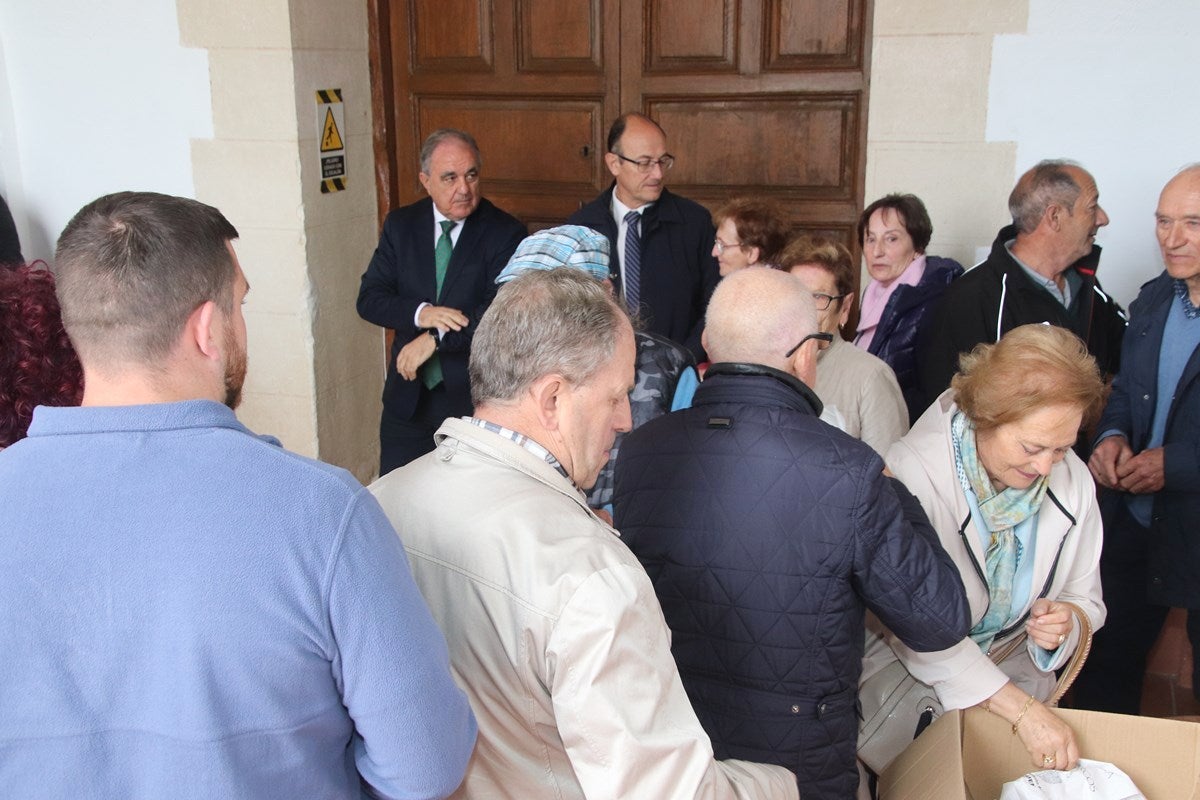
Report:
789,337,819,387
700,328,710,358
604,152,621,179
418,171,432,196
1045,203,1065,232
186,300,222,362
529,373,566,431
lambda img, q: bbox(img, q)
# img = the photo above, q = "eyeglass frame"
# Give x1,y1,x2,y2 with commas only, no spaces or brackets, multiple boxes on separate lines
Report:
811,292,847,311
713,237,745,256
784,331,834,358
612,152,676,173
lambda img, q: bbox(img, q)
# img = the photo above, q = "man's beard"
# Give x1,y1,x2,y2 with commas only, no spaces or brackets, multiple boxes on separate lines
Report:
223,324,247,410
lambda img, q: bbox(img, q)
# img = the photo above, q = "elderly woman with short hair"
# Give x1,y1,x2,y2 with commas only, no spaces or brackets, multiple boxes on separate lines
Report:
779,235,907,455
861,324,1106,774
711,197,789,276
855,193,962,423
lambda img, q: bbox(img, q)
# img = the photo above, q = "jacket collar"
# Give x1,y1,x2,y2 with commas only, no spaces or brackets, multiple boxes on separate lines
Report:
987,223,1102,288
433,417,593,512
700,362,824,416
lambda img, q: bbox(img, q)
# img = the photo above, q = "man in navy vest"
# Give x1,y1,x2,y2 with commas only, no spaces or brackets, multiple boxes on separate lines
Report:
615,267,968,799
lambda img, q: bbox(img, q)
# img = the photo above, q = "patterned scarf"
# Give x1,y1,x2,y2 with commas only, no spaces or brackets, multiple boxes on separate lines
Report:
951,411,1049,651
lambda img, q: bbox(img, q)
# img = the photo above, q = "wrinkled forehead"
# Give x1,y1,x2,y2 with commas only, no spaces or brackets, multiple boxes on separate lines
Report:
1065,167,1099,202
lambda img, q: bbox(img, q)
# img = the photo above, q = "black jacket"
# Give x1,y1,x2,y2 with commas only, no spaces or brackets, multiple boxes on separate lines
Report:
614,364,969,799
356,197,526,420
919,225,1126,406
569,185,719,361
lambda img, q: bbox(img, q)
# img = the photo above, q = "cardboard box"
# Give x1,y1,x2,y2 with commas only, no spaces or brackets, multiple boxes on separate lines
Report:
879,707,1200,799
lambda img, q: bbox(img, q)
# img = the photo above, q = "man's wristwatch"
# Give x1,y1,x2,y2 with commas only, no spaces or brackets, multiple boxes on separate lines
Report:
426,328,438,348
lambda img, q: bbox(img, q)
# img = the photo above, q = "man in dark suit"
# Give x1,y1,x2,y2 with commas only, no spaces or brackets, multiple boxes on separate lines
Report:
569,113,720,361
357,129,526,475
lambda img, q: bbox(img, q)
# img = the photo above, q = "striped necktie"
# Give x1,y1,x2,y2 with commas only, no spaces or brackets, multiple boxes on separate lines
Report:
623,210,642,311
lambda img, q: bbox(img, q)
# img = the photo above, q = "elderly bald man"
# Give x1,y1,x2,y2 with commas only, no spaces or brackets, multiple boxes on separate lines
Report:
615,267,969,800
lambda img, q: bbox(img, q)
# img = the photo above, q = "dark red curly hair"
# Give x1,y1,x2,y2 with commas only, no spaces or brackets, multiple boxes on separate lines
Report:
0,263,84,447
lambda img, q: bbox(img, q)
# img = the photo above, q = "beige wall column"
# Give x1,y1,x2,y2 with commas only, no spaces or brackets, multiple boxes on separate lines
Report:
179,0,382,482
865,1,1027,267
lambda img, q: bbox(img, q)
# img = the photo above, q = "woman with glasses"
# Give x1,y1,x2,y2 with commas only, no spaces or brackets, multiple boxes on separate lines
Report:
779,235,908,455
860,324,1106,775
855,193,963,424
711,197,789,276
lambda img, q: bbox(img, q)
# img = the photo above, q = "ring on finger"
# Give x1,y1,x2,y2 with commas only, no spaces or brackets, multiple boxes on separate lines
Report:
1057,633,1067,645
1042,754,1056,767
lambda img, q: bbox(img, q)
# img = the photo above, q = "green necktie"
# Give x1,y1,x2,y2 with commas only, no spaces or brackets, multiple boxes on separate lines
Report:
421,220,455,389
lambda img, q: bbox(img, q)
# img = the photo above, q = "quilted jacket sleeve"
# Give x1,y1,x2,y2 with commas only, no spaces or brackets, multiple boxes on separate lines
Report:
851,471,969,653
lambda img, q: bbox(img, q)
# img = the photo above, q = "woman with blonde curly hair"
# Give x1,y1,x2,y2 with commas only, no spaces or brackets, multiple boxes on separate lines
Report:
860,324,1106,775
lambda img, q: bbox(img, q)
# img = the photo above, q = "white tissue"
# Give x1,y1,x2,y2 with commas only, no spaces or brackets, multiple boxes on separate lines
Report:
999,759,1144,799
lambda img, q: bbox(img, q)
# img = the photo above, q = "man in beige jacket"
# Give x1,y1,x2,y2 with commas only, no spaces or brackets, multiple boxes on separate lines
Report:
371,267,796,799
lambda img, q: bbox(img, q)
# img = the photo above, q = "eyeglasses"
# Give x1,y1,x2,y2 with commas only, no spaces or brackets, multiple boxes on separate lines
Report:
713,238,744,255
784,331,834,358
811,292,847,311
612,153,675,173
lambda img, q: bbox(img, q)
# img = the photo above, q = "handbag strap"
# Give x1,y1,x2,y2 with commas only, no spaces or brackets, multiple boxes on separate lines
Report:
986,601,1094,707
1048,601,1093,706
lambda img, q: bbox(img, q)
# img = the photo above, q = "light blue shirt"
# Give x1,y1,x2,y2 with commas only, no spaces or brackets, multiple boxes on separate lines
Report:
1128,291,1200,526
0,400,475,799
1005,239,1077,308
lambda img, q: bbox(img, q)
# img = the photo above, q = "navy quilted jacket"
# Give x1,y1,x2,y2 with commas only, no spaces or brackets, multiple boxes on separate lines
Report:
614,364,969,799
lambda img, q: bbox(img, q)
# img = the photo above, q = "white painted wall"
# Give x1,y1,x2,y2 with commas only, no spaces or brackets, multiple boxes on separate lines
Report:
988,0,1200,307
0,0,211,261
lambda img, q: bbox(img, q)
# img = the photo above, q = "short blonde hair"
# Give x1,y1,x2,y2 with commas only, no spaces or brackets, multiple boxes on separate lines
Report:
952,324,1105,432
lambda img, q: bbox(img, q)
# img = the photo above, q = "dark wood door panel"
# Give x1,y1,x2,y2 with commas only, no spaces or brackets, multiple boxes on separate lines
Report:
372,0,870,246
411,0,494,72
649,93,862,198
415,96,605,190
645,0,739,72
765,0,865,71
517,0,605,72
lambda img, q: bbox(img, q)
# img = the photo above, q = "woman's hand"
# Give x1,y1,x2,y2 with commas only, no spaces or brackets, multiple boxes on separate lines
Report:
983,682,1079,771
1015,698,1078,770
1025,598,1073,651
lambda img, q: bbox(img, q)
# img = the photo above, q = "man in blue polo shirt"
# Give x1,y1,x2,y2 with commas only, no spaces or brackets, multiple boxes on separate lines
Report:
0,191,475,799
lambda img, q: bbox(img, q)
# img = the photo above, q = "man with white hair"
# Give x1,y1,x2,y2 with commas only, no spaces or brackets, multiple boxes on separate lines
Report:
370,267,797,799
615,267,969,799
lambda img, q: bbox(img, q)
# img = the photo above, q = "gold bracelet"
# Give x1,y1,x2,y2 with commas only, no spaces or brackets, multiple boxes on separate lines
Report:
1012,694,1036,735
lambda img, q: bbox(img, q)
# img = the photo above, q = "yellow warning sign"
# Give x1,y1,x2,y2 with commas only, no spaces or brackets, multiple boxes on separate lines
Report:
321,108,344,153
316,88,346,193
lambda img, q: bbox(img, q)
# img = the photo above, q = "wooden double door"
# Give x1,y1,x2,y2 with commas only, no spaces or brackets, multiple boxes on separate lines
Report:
369,0,872,247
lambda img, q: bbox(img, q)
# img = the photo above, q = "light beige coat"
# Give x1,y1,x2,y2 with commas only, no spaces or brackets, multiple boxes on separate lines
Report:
371,418,798,800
